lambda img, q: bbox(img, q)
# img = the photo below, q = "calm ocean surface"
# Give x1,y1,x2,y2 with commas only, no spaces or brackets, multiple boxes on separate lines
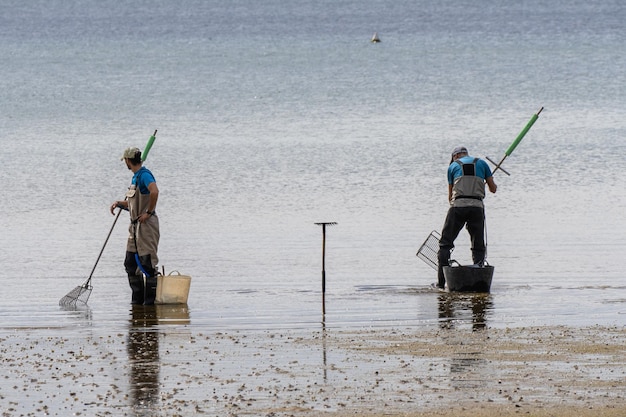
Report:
1,0,625,333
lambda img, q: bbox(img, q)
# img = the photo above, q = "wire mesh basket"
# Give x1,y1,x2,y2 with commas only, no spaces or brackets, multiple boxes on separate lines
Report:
416,230,443,271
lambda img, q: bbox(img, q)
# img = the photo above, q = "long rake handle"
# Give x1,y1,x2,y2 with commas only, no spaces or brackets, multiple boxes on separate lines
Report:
492,106,543,175
86,208,123,284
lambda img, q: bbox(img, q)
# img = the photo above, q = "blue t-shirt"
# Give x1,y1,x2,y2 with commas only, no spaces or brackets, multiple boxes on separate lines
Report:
447,156,492,185
132,166,156,194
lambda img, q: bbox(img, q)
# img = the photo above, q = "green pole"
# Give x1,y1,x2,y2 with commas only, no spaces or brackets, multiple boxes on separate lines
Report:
505,108,542,156
492,107,543,175
142,130,158,161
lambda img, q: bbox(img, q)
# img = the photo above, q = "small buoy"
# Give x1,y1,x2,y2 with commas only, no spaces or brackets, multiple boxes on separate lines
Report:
370,32,381,43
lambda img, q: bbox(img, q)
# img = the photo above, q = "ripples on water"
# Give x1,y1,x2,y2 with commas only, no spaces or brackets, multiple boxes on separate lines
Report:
1,0,626,334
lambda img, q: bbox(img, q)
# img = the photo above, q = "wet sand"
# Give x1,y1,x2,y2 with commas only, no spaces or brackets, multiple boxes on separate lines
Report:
306,325,626,417
1,317,624,416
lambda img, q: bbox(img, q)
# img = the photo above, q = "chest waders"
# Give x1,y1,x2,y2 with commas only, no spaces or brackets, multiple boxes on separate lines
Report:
437,158,487,288
451,158,485,207
125,180,160,305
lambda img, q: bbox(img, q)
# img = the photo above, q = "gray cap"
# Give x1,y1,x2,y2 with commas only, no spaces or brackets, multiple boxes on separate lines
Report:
120,147,141,161
451,146,468,157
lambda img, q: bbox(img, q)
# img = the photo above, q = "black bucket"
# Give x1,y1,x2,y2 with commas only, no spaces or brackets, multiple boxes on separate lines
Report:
443,265,494,293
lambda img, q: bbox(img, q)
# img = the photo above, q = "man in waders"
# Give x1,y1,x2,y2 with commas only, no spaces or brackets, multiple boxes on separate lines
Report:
110,147,160,305
436,146,497,289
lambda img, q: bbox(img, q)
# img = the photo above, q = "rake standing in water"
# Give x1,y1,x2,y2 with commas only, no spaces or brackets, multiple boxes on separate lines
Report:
58,210,123,306
111,146,160,305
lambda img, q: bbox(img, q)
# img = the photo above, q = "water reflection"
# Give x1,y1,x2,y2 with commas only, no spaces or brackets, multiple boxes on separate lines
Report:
449,350,488,390
59,303,93,324
128,306,160,412
127,304,191,413
436,294,492,391
155,304,191,325
321,317,328,382
437,293,492,331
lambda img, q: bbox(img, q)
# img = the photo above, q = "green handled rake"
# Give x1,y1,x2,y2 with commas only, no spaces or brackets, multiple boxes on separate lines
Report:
59,209,123,306
416,108,543,269
59,130,157,307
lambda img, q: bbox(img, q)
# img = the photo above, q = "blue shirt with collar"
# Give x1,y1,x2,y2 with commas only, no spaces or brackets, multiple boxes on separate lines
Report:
132,166,156,194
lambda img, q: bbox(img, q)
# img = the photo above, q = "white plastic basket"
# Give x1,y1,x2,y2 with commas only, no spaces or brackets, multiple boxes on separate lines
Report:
156,271,191,305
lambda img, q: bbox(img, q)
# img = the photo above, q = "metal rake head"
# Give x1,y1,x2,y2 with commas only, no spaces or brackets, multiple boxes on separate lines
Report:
416,230,442,271
59,283,93,307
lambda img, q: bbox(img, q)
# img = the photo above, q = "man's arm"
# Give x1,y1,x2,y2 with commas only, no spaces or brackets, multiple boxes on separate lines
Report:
485,177,497,194
146,182,159,212
138,182,159,223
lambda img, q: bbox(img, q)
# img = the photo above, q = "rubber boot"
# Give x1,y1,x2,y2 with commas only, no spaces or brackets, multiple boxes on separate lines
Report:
128,275,145,305
436,266,446,289
144,275,158,305
135,254,157,305
437,249,449,289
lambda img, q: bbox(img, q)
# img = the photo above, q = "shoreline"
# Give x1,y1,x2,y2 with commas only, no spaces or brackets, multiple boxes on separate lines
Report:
1,323,624,416
298,325,625,417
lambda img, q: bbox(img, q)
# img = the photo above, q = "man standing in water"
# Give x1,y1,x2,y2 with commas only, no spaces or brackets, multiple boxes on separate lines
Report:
436,146,497,289
110,147,160,305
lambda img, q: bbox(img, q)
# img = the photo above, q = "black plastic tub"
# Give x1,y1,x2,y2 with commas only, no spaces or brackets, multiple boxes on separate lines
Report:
442,265,494,292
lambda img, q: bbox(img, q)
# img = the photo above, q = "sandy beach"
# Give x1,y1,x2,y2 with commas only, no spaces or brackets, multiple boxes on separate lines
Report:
2,315,624,416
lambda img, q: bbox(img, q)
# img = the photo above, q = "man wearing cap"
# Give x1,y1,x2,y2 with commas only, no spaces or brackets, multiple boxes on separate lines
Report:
110,147,160,305
436,146,497,289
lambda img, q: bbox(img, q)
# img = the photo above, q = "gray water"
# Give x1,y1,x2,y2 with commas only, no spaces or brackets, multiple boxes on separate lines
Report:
1,0,625,335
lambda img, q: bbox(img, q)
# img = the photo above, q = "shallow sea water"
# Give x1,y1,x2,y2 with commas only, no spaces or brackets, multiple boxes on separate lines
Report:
1,0,625,415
